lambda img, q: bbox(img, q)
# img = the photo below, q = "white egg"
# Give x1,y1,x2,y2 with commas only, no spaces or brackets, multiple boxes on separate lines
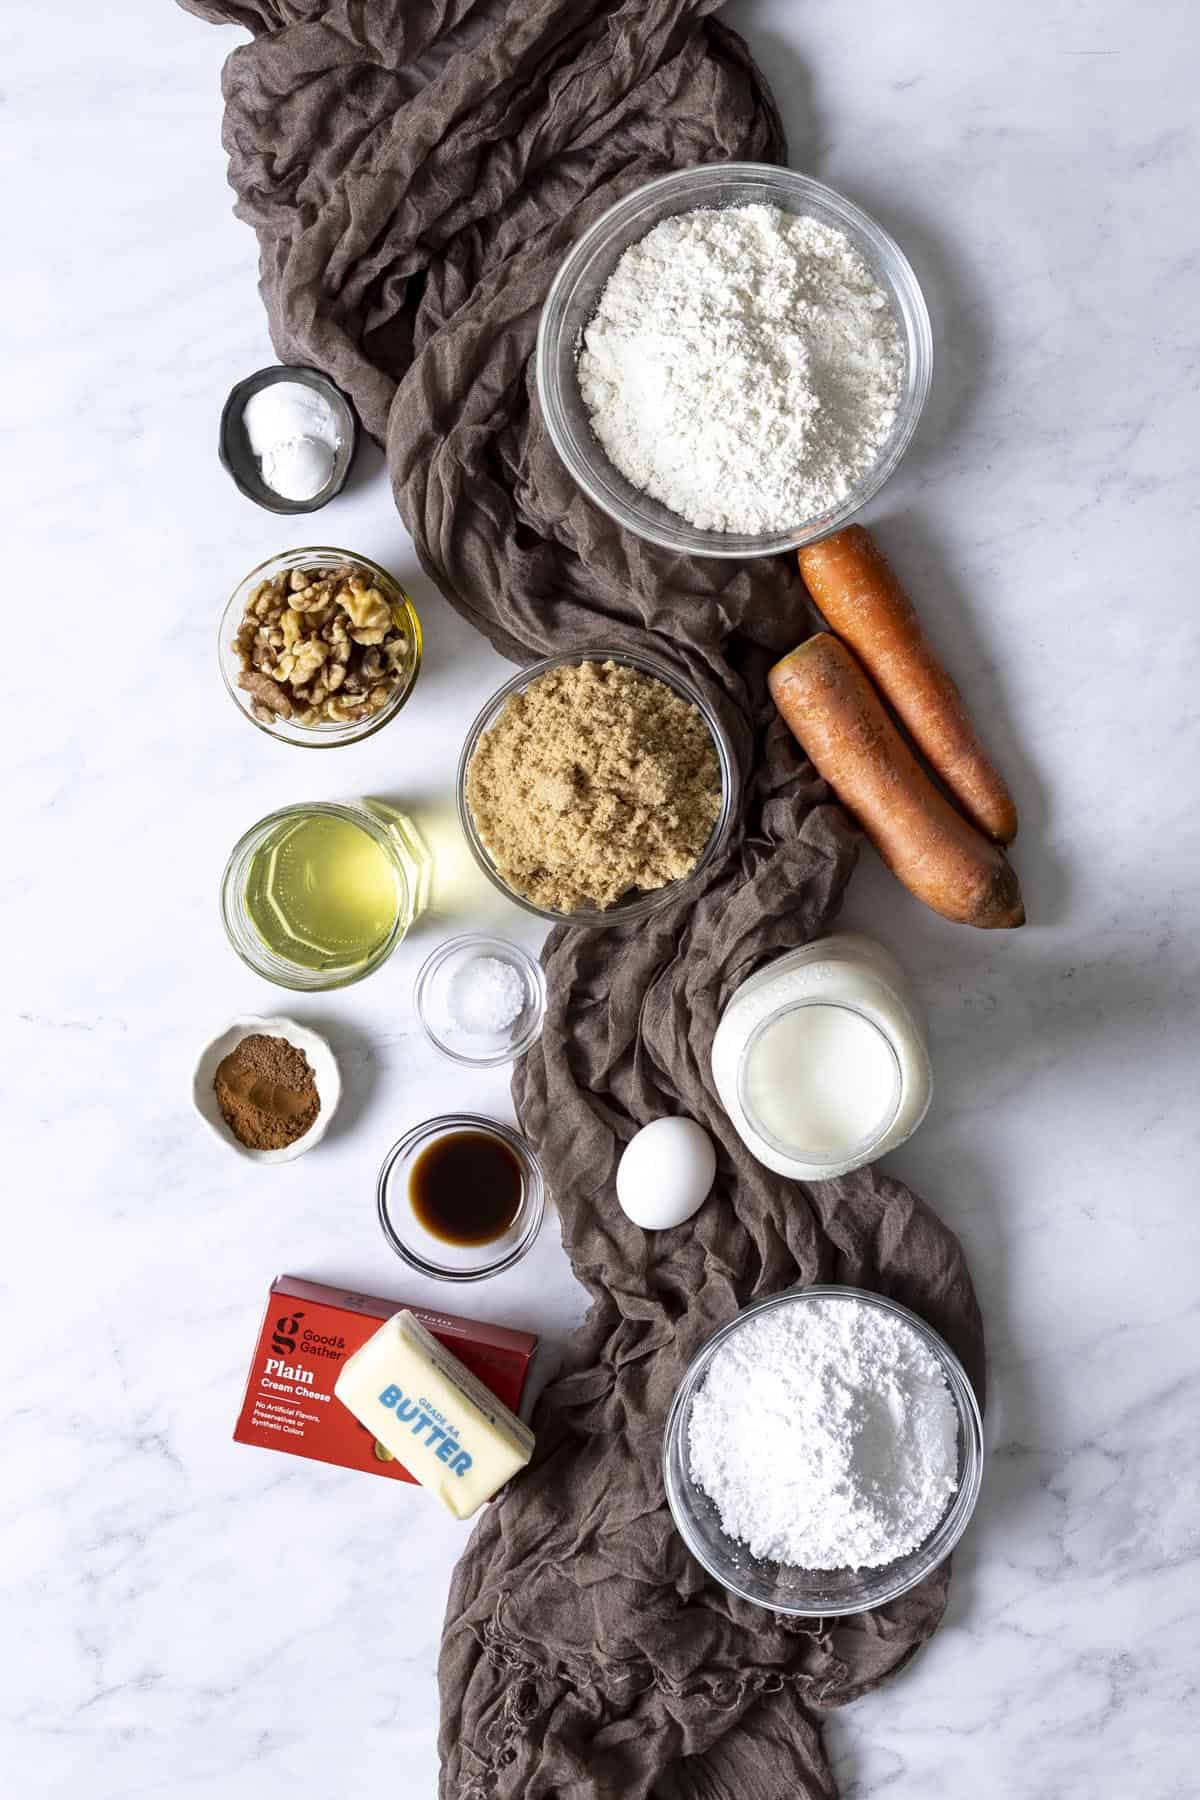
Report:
616,1116,716,1230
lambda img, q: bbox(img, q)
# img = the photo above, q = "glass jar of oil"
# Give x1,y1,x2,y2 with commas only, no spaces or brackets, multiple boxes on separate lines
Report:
221,801,430,989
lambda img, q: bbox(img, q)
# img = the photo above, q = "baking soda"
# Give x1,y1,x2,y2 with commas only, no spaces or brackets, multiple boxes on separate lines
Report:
241,381,340,501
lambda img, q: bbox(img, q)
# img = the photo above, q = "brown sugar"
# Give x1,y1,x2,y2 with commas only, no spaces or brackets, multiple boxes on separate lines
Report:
465,659,722,911
214,1032,320,1151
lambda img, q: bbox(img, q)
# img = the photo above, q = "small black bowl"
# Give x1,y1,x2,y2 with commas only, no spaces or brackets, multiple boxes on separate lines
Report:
219,365,357,515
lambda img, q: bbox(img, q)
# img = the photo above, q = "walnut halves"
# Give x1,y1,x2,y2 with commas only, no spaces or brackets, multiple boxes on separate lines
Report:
232,563,409,727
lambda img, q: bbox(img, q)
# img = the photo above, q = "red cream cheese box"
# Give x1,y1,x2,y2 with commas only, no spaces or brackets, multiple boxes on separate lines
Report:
234,1275,538,1484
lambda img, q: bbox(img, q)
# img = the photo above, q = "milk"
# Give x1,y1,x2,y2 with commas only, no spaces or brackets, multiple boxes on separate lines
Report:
711,934,932,1179
742,1002,901,1158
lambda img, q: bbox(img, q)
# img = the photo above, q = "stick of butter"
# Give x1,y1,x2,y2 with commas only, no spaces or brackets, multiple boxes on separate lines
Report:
333,1310,535,1518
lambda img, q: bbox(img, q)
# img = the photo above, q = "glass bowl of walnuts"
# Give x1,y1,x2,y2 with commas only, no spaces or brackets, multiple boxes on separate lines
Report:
219,548,423,746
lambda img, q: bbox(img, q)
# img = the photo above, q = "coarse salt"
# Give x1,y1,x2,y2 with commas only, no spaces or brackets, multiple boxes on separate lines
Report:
448,955,526,1035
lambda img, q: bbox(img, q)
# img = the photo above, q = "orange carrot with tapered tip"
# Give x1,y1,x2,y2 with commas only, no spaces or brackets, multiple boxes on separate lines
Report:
798,526,1018,844
769,634,1025,929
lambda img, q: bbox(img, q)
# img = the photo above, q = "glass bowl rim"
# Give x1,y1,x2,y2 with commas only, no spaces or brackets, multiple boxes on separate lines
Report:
376,1112,547,1282
455,644,737,926
662,1283,984,1616
219,799,411,991
413,933,548,1067
218,545,423,748
535,161,933,559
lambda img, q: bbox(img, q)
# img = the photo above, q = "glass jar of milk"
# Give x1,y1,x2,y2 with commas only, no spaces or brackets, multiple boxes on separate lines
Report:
711,934,932,1179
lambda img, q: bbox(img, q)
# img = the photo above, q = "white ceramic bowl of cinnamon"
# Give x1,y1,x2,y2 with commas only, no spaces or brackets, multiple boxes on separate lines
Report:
192,1016,341,1164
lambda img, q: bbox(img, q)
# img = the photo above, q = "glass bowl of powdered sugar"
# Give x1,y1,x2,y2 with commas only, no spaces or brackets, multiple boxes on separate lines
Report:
537,164,931,558
663,1285,983,1616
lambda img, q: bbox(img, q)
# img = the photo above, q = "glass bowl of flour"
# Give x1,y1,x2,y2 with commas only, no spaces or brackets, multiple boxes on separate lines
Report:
662,1286,983,1616
537,164,931,557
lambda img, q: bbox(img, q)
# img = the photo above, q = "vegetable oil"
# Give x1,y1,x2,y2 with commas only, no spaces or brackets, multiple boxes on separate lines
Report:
244,809,402,976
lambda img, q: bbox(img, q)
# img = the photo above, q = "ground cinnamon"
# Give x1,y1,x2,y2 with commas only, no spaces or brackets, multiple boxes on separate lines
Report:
214,1033,320,1150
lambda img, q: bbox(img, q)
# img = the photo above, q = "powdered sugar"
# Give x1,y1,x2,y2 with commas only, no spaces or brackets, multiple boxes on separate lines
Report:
576,204,904,534
687,1297,959,1570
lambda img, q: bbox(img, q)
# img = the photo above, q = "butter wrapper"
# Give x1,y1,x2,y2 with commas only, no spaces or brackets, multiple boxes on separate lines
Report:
334,1311,535,1518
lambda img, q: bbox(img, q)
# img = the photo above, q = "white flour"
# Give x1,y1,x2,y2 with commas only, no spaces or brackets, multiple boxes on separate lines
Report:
687,1297,959,1570
577,204,903,534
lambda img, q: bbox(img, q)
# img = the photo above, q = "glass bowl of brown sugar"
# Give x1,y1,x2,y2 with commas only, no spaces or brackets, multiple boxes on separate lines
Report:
456,646,737,927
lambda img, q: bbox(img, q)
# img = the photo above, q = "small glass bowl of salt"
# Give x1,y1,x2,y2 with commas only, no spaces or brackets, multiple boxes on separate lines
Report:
414,934,546,1067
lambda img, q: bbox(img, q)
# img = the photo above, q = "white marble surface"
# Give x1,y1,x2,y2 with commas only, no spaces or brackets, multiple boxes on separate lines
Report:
4,1,1198,1794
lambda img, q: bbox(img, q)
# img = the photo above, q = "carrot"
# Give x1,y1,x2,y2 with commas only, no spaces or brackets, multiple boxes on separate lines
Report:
769,635,1025,929
798,526,1018,844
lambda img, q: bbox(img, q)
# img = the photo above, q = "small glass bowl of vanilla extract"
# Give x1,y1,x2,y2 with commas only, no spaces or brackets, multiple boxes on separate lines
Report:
376,1116,546,1282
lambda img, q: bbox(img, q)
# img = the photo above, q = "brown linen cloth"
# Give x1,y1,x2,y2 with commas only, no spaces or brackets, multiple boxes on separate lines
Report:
183,0,985,1793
